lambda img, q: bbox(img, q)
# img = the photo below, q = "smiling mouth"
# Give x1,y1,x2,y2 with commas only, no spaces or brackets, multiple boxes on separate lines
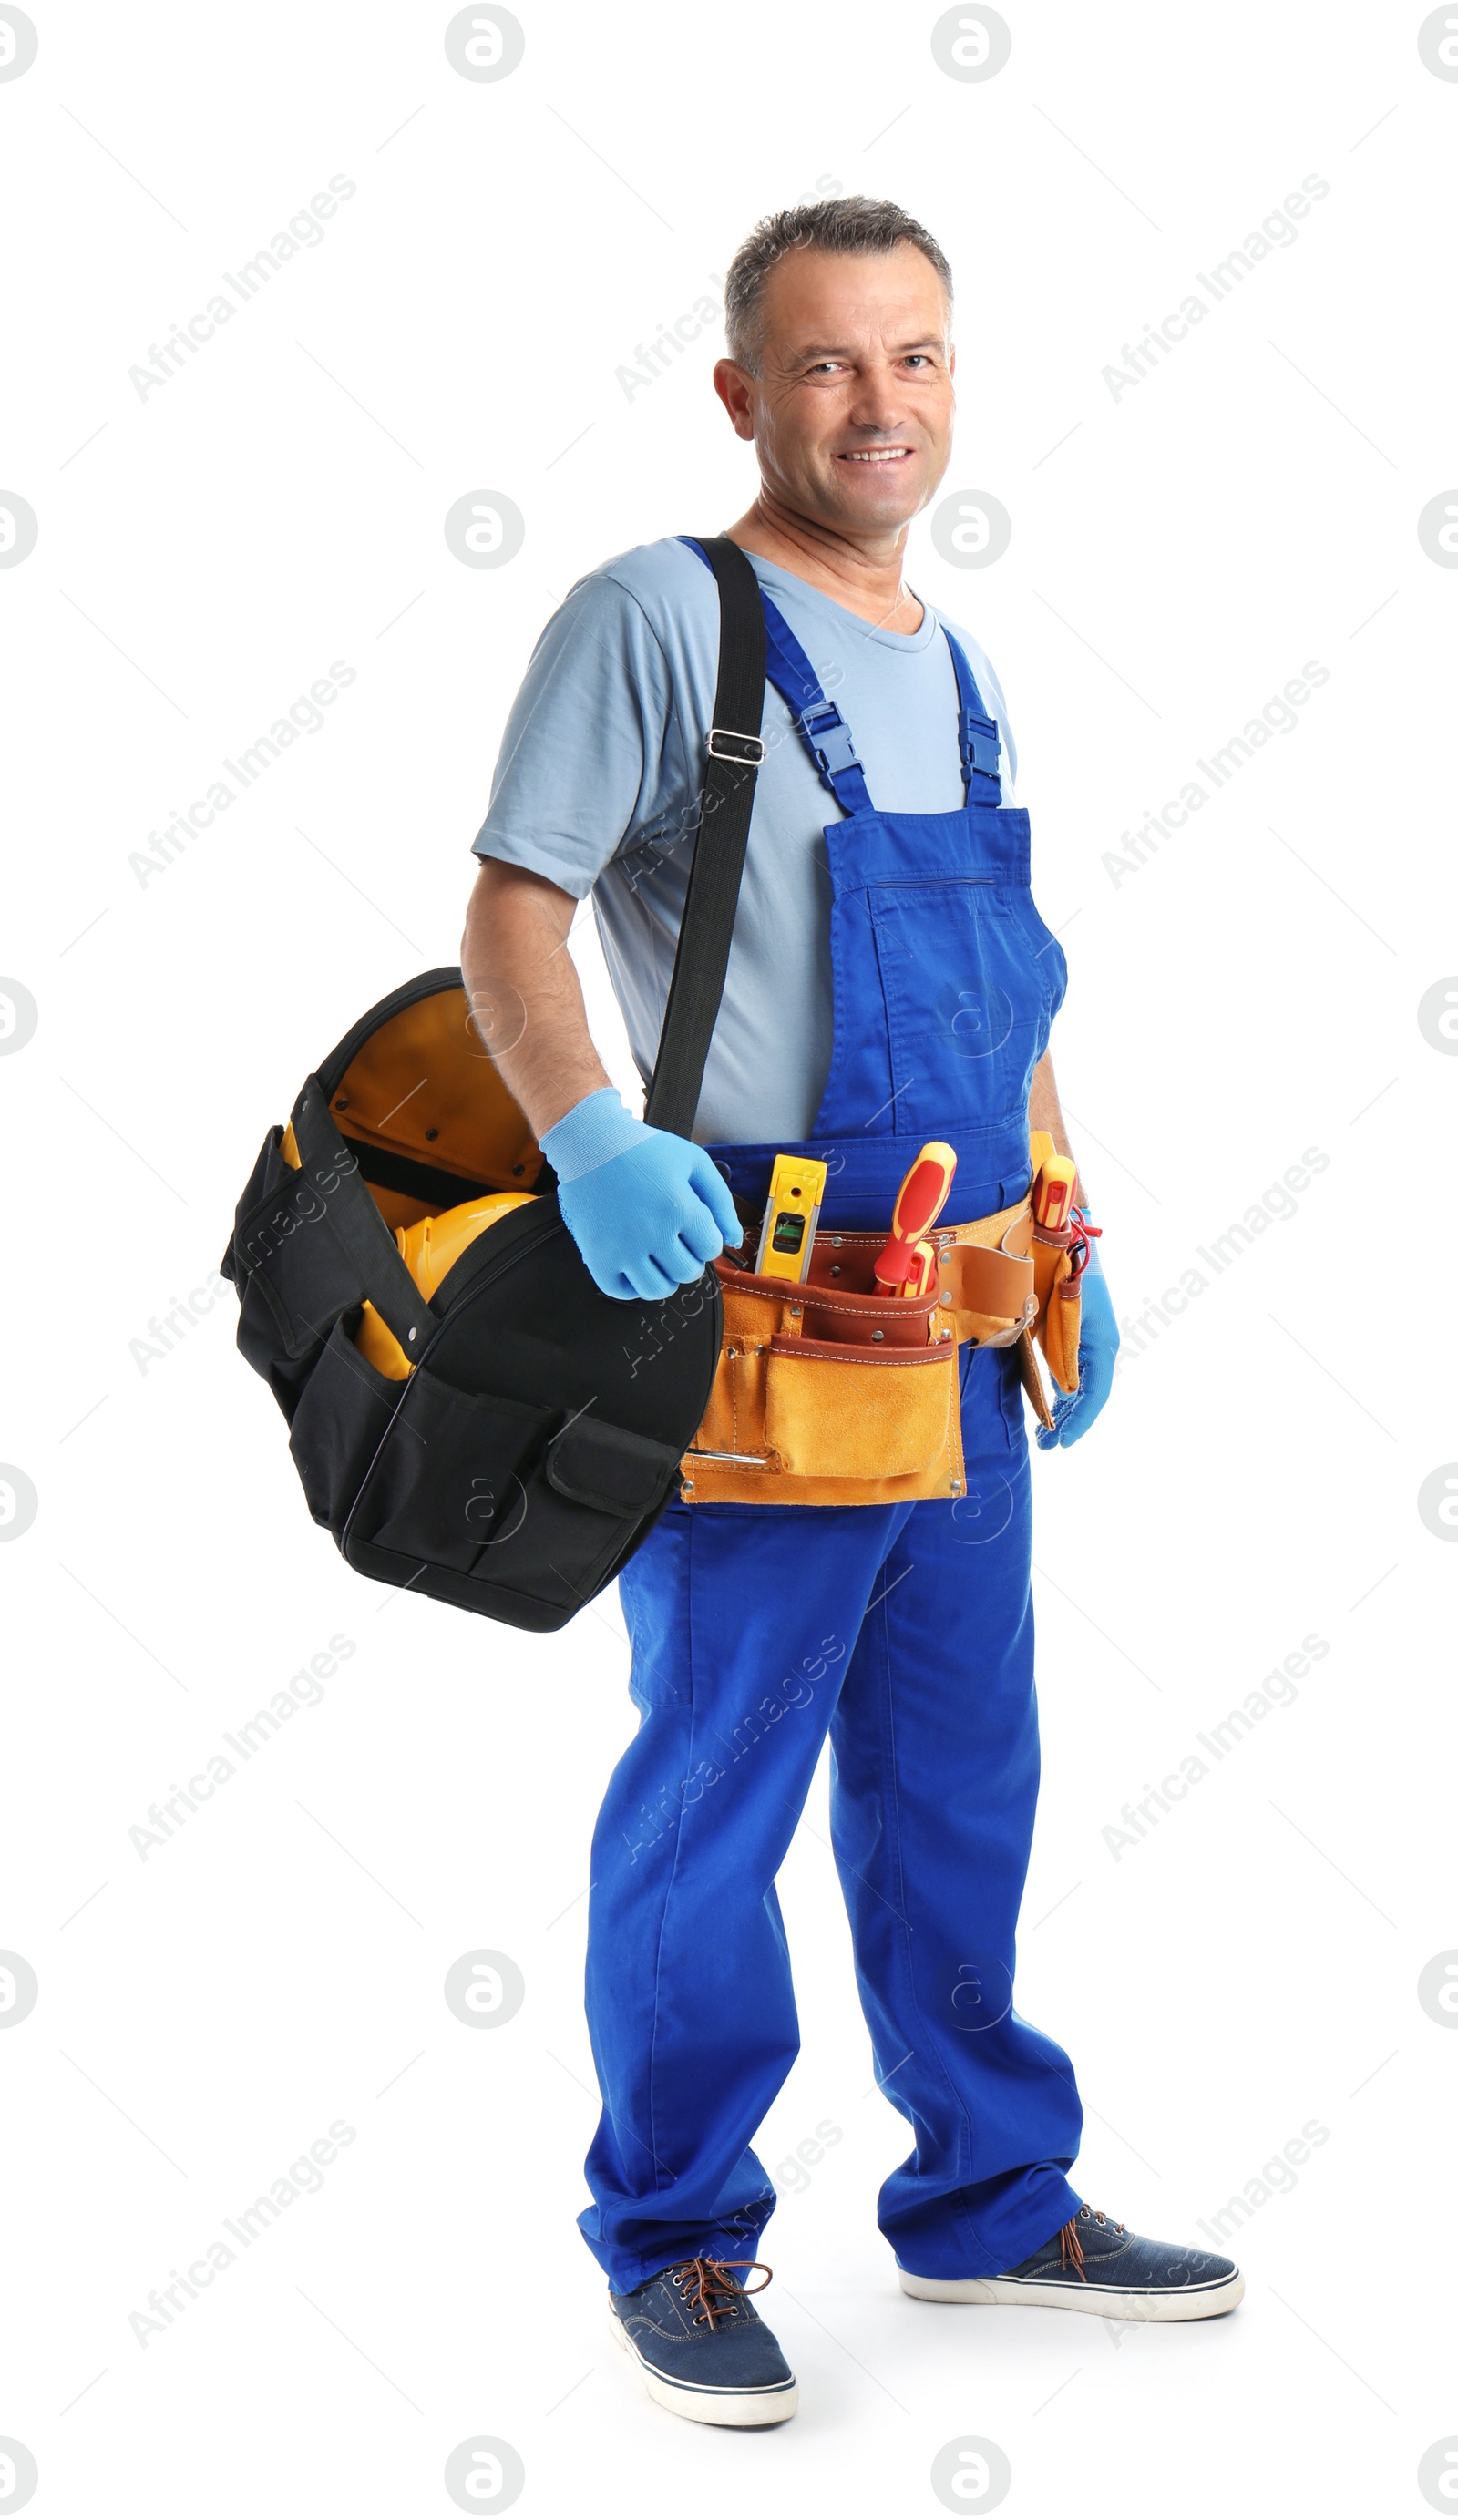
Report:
836,447,914,464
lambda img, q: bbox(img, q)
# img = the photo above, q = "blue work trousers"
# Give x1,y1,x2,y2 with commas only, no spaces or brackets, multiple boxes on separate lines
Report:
579,1348,1083,2290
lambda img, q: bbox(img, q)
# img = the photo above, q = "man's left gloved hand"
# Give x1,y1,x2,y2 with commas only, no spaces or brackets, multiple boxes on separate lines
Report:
540,1086,741,1302
1035,1240,1119,1450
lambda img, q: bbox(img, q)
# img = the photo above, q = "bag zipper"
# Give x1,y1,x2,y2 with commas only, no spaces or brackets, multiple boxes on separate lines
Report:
430,1209,564,1336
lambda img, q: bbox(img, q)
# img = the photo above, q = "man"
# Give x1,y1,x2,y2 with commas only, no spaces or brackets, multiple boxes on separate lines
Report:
461,197,1241,2430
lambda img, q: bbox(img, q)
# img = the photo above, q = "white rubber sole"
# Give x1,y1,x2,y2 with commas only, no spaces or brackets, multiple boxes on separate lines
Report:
898,2267,1245,2320
607,2306,799,2426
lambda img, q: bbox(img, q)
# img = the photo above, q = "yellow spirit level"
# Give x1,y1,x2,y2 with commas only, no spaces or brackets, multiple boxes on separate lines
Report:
755,1153,828,1282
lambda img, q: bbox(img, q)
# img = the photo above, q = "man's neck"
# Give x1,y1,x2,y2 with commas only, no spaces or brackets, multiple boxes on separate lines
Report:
724,495,925,634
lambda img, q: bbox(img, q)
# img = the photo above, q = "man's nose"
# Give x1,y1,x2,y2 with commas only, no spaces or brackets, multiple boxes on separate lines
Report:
843,364,912,433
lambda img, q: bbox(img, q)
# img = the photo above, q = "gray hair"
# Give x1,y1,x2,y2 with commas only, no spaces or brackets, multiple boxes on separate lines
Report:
724,196,953,373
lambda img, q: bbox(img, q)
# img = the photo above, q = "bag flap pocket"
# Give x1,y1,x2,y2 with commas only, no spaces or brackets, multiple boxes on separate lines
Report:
545,1416,682,1518
362,1370,555,1570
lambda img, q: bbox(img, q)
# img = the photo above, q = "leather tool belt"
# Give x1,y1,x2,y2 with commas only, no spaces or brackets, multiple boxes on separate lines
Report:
681,1133,1083,1507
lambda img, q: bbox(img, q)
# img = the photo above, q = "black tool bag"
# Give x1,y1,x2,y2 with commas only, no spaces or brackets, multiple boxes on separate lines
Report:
221,537,767,1632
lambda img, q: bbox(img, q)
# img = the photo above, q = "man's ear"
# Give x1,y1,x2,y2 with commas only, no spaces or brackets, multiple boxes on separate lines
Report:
713,358,757,443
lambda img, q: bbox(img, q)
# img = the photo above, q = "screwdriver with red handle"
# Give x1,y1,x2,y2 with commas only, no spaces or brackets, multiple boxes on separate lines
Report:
874,1142,958,1292
1032,1154,1080,1234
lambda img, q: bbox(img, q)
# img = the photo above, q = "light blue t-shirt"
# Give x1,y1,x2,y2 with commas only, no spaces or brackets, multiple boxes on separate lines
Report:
472,536,1017,1145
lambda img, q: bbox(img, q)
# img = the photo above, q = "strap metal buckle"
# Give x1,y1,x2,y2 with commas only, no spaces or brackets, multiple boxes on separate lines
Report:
707,726,766,764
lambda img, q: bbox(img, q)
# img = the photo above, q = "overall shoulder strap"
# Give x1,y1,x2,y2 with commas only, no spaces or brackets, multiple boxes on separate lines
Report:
679,536,874,821
942,629,1004,804
684,539,1001,813
644,537,767,1139
771,599,1004,811
758,595,874,818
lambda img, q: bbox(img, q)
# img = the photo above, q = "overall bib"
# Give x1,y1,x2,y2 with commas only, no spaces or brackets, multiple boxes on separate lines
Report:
579,569,1084,2290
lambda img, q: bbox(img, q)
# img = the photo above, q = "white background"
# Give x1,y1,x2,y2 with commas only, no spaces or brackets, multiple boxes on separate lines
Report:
2,2,1455,2514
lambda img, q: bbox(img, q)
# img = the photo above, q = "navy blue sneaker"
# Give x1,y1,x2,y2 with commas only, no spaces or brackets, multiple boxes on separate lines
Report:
899,2203,1244,2321
607,2257,798,2425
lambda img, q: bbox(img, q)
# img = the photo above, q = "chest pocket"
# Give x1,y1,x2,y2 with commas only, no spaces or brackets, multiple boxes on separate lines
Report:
869,879,1049,1135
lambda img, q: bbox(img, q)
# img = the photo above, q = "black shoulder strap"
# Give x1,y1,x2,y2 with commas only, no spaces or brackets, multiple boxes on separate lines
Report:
642,536,766,1138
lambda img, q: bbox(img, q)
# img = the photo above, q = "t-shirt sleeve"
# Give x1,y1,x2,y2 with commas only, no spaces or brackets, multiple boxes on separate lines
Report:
471,570,676,899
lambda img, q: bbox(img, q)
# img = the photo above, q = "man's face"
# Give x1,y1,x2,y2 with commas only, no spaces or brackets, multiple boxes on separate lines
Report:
719,242,955,533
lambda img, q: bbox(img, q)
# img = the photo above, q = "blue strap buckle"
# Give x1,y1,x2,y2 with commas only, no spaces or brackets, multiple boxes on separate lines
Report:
800,702,863,786
960,705,1002,787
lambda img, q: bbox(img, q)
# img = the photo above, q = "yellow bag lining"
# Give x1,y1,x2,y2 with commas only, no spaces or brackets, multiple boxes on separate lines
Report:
325,986,544,1197
279,984,545,1380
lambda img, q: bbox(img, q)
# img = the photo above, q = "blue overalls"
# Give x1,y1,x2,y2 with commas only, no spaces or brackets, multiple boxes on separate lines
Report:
579,548,1084,2290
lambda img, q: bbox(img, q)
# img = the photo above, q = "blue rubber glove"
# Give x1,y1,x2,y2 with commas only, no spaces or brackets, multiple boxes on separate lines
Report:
1035,1242,1119,1449
540,1088,742,1303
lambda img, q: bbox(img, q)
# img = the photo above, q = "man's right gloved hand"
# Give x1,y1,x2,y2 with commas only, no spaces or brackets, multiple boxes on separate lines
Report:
540,1088,742,1302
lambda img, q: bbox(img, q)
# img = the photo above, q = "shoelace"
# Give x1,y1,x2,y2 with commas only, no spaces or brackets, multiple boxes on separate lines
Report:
1056,2205,1125,2281
667,2257,773,2330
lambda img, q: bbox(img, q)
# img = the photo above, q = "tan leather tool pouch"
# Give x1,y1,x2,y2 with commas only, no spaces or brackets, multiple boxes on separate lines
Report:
1022,1131,1084,1405
933,1192,1065,1434
680,1156,1090,1501
681,1237,965,1507
1032,1224,1083,1396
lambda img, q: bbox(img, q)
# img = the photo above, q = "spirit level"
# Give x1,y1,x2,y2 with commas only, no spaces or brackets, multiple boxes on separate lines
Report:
755,1153,828,1282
